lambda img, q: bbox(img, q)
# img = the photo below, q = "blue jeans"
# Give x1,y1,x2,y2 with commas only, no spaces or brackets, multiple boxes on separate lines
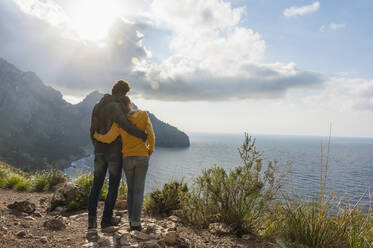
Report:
88,153,122,219
123,156,149,226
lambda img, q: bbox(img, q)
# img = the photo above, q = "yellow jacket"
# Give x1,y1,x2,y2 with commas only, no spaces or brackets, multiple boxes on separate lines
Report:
93,110,155,157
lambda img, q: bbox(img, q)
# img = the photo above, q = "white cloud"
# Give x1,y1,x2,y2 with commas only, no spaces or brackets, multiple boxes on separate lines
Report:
283,2,320,17
295,77,373,112
329,22,346,30
320,22,346,32
1,0,353,104
129,0,324,101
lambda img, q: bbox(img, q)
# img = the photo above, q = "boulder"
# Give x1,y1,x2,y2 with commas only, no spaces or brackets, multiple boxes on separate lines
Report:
43,216,66,231
7,200,36,214
50,183,82,210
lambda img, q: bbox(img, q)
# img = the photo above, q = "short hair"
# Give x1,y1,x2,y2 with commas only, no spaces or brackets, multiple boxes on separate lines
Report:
119,95,131,107
112,79,130,96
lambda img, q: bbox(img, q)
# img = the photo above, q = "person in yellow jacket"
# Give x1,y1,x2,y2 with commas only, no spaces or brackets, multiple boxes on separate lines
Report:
94,95,155,231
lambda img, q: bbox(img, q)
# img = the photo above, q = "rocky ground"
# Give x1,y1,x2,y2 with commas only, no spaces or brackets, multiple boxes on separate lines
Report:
0,188,279,248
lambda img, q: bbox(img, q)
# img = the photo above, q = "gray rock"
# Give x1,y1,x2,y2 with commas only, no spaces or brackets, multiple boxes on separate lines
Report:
131,230,152,241
82,242,99,248
97,237,111,247
16,230,26,238
43,216,66,231
20,222,30,228
62,183,82,202
119,234,130,246
40,236,48,243
33,212,42,218
50,183,82,209
164,231,177,245
7,200,36,214
24,216,36,221
39,197,49,205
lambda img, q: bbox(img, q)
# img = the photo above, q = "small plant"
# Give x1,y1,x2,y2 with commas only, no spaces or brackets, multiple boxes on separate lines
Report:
3,172,31,191
117,179,128,199
279,127,373,248
31,169,67,192
181,134,282,235
144,180,188,216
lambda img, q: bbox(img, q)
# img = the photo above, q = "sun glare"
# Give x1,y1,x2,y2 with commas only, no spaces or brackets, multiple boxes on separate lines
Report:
72,0,121,41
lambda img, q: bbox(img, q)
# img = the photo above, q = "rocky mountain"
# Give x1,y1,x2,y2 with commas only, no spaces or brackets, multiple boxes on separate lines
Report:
0,58,189,170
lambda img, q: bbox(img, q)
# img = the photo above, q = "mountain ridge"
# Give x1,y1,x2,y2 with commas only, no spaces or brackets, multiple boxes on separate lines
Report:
0,58,190,170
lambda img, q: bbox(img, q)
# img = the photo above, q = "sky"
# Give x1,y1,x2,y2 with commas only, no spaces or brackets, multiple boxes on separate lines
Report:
1,0,373,137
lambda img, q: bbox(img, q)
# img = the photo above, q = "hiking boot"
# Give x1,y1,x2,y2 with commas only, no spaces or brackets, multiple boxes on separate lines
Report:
101,216,121,229
86,229,98,242
88,216,97,229
129,221,142,231
130,225,142,231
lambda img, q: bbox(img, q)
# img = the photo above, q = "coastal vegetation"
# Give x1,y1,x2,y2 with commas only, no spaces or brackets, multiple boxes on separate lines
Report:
0,134,372,247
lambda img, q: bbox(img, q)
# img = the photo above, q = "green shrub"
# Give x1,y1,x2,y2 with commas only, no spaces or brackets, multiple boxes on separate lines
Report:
3,172,31,191
14,179,31,191
278,133,373,248
181,134,282,235
0,171,5,188
144,180,188,216
278,198,373,248
31,170,67,192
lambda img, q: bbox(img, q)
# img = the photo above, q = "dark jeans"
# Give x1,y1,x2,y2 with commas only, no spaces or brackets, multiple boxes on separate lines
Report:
123,156,149,226
88,153,122,219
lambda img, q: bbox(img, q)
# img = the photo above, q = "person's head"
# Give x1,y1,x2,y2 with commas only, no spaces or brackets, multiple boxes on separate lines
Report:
119,95,133,113
112,79,130,96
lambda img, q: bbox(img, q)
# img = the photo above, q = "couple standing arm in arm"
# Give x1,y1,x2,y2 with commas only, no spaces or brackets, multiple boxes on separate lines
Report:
87,80,155,239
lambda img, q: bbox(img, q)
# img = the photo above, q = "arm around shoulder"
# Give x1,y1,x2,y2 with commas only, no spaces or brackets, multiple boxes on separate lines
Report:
111,102,147,141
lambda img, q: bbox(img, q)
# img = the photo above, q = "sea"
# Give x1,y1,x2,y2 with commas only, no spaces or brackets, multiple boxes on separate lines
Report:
64,133,373,208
